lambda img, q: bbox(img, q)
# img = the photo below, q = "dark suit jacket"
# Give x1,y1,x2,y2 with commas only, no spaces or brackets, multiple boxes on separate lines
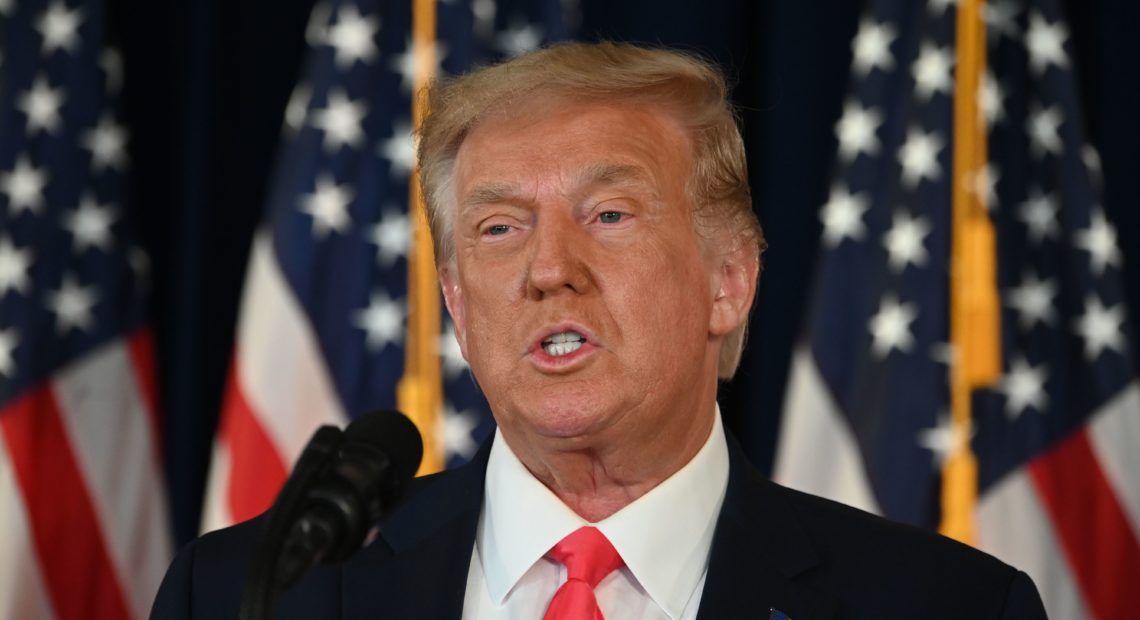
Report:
151,435,1047,619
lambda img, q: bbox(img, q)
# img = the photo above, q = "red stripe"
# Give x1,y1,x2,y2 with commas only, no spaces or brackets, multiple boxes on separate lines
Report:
1029,429,1140,620
0,386,132,620
219,360,288,523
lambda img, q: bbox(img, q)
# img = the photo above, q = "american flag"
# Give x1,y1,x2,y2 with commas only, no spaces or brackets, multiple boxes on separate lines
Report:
774,1,1139,618
0,0,172,619
201,0,575,532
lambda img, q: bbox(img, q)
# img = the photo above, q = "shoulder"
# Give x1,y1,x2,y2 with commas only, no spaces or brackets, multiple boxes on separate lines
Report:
770,483,1045,619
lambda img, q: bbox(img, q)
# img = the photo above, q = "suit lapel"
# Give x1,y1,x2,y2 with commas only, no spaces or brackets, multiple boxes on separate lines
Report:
339,440,491,620
697,434,836,620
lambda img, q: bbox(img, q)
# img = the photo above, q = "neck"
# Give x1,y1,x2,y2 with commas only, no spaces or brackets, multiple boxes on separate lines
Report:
502,405,716,522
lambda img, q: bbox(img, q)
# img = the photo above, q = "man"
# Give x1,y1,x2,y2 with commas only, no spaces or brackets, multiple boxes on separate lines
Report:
152,43,1047,619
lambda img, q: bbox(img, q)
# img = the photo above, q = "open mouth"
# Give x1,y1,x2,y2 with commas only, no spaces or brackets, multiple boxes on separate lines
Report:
541,331,586,357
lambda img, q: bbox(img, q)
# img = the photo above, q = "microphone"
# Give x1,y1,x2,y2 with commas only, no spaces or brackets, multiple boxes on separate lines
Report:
239,410,423,620
276,410,424,586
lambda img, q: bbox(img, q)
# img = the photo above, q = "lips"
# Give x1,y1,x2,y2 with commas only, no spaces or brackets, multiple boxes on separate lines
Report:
527,322,600,369
541,330,586,356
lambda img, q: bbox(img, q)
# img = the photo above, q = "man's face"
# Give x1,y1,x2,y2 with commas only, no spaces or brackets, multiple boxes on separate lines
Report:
441,97,741,456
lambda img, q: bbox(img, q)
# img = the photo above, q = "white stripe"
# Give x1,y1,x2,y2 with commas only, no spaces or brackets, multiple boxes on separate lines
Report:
52,340,172,620
0,435,61,620
236,231,344,463
200,230,345,530
1086,380,1140,536
977,469,1091,620
773,346,881,515
200,437,234,534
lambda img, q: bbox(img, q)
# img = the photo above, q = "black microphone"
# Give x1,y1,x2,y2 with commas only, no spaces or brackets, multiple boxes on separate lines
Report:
239,410,423,620
276,410,423,586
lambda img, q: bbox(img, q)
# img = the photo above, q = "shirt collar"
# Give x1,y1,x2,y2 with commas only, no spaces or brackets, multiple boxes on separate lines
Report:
478,406,730,619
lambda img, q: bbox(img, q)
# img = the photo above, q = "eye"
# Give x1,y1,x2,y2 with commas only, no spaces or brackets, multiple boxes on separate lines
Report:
485,224,512,236
598,211,624,224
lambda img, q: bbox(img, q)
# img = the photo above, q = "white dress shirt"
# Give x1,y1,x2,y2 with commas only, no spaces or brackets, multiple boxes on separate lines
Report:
462,408,730,620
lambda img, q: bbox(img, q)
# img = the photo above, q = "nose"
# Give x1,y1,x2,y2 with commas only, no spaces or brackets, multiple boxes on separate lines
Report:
525,211,592,300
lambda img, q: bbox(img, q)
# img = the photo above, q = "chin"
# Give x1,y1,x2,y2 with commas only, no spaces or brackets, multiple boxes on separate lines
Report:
522,383,614,440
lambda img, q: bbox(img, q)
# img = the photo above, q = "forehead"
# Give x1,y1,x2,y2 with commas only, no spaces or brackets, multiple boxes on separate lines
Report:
452,96,693,202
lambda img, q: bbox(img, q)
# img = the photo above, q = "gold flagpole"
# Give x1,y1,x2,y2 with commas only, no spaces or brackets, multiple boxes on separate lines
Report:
942,0,999,544
397,0,443,475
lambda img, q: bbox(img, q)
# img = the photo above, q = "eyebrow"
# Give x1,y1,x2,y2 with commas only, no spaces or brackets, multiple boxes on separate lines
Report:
460,162,654,210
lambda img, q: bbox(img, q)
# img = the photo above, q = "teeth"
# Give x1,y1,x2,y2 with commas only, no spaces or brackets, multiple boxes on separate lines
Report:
543,340,583,357
541,331,585,357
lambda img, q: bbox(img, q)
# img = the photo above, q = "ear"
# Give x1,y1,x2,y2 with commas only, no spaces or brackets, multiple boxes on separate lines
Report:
708,240,760,338
439,263,470,361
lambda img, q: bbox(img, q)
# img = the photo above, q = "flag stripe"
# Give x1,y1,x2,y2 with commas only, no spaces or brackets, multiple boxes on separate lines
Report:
773,348,881,515
52,339,173,620
1029,429,1140,620
202,231,344,532
977,469,1092,620
219,365,289,524
1086,382,1140,535
0,441,58,620
0,387,132,620
127,328,162,439
236,232,344,460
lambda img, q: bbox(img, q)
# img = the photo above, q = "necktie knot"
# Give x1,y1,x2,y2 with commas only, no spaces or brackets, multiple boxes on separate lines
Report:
543,527,624,620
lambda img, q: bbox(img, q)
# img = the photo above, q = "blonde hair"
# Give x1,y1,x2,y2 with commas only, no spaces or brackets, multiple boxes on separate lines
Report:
417,41,765,377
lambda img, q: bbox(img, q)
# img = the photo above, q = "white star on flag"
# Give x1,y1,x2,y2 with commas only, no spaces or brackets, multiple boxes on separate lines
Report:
81,115,128,171
327,4,380,68
439,403,479,460
967,162,1000,209
62,195,116,253
882,211,931,272
984,0,1020,40
1005,270,1058,330
299,174,354,238
0,327,17,377
45,274,99,334
472,0,497,38
37,1,84,55
851,19,896,77
380,120,416,179
926,0,957,15
392,38,448,93
980,70,1006,128
284,82,312,134
17,76,66,135
820,184,870,248
495,20,543,57
353,291,405,351
1,156,50,215
0,0,13,16
1073,209,1122,275
898,127,944,188
366,208,409,267
835,100,882,162
1072,295,1126,361
310,89,368,152
869,293,918,358
917,411,973,469
997,356,1049,419
1027,104,1064,157
1025,11,1070,75
0,237,33,296
99,48,124,93
1018,189,1060,243
911,42,954,101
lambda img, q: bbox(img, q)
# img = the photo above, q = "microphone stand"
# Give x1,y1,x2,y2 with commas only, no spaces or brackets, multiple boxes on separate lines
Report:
238,425,344,620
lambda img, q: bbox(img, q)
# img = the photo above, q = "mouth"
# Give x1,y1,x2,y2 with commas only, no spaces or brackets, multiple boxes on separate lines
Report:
540,330,587,357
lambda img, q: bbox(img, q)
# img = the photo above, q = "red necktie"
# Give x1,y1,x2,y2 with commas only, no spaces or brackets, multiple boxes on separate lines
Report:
542,527,625,620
